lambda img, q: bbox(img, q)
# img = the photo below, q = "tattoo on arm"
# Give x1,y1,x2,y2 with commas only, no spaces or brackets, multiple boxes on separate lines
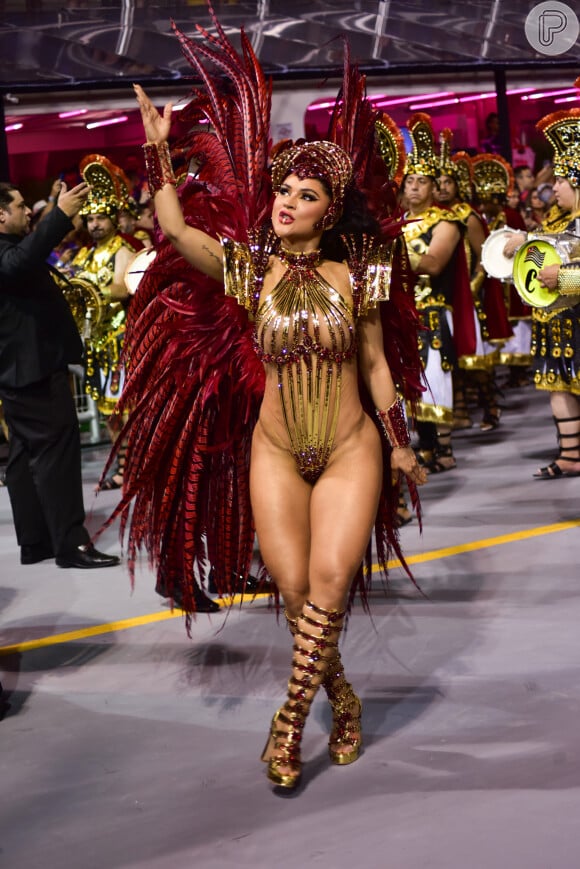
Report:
202,244,222,268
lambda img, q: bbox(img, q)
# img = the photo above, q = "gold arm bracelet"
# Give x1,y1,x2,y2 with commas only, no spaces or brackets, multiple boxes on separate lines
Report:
557,263,580,297
142,141,176,195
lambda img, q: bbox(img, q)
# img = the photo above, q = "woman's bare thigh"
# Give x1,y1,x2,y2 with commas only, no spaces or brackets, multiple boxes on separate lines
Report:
249,423,312,600
308,421,383,609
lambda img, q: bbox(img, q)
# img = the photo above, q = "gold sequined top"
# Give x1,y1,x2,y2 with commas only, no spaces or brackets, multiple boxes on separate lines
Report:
72,234,137,291
222,238,392,481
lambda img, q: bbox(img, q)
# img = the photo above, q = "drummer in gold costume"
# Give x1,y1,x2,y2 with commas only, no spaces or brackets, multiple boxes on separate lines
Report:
438,134,511,432
473,153,532,388
503,103,580,478
401,114,475,472
69,155,143,488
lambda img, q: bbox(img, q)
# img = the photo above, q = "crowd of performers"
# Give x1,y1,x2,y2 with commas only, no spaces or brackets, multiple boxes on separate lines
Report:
3,6,579,792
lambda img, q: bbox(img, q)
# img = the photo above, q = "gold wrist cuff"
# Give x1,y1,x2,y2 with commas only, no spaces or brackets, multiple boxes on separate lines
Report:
143,140,176,194
557,263,580,296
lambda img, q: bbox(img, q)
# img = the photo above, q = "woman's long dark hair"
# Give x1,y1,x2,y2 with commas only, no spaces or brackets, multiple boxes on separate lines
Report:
320,183,381,262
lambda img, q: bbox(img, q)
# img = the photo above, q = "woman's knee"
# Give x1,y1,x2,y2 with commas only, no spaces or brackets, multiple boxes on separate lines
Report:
274,574,310,616
308,567,353,609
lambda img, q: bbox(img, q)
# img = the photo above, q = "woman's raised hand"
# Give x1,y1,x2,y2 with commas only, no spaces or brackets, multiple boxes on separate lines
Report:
133,83,173,145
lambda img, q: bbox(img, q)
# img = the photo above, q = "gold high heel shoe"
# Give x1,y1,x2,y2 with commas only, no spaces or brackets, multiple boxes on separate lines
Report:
262,600,345,788
261,706,305,788
326,659,362,765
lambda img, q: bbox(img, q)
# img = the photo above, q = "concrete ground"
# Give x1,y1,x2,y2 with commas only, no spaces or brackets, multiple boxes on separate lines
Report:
1,376,579,869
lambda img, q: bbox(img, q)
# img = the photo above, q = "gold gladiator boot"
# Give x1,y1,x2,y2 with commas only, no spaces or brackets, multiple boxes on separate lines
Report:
285,606,362,766
261,600,344,788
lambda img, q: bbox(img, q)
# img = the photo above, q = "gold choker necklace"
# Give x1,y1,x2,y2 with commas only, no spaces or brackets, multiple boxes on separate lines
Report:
278,248,322,269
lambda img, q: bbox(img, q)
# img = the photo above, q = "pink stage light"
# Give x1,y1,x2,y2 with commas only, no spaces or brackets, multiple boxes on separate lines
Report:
58,109,87,119
85,115,128,130
307,92,454,112
506,87,536,96
373,92,453,108
410,87,536,110
554,95,578,104
457,92,497,104
523,88,577,101
408,97,460,110
5,123,23,132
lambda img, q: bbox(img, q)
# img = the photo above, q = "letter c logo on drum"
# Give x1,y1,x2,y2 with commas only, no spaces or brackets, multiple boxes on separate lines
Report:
525,269,538,294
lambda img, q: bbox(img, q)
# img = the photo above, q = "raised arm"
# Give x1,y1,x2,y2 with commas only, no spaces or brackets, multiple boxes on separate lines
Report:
133,83,224,283
357,308,427,485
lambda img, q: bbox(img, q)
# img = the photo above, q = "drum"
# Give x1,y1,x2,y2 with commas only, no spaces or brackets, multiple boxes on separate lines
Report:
513,233,580,310
124,247,157,295
481,227,519,280
53,273,115,341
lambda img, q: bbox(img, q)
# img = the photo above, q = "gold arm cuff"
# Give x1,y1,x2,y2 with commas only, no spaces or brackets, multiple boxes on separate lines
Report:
142,141,176,195
557,263,580,296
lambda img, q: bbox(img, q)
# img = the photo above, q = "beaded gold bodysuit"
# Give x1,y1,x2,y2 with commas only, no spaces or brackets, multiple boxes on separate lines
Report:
223,239,391,482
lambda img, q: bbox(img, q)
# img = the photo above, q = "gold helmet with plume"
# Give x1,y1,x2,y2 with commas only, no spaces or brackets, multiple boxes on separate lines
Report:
471,153,515,200
78,154,133,218
536,79,580,188
438,129,473,201
375,112,406,186
404,113,438,178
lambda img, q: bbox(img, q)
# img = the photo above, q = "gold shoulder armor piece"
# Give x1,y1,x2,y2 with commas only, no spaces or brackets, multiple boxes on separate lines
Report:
360,242,394,315
222,238,256,312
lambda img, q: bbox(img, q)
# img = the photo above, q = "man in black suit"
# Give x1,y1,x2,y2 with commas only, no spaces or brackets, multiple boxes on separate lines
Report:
0,180,120,569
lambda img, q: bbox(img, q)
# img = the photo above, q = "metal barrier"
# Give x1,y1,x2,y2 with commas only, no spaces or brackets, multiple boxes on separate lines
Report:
68,365,102,444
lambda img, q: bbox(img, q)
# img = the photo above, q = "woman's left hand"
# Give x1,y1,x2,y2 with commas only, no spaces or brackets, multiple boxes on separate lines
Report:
133,83,172,144
391,446,428,485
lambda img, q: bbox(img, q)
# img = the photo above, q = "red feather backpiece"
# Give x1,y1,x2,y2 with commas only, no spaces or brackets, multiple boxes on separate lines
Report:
98,7,271,622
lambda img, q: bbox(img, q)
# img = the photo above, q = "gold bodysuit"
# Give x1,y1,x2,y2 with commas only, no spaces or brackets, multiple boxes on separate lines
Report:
223,238,392,482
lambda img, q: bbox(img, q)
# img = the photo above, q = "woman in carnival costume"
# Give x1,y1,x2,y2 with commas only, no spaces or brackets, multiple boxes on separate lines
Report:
104,7,426,790
503,96,580,479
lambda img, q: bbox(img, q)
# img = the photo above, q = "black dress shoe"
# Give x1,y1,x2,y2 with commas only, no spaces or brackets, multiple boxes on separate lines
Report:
168,585,221,613
55,544,121,569
21,543,55,565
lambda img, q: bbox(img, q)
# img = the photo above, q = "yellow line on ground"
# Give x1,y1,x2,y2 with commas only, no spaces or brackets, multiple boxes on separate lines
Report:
1,519,578,656
0,594,256,656
385,518,580,570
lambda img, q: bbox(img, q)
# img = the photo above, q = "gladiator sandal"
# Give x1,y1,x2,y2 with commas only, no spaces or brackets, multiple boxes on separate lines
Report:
284,608,362,766
261,600,344,788
477,371,502,432
452,372,473,431
533,415,580,479
427,428,457,473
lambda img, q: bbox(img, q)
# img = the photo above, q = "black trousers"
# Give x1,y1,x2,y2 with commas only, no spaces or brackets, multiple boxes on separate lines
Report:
0,370,90,556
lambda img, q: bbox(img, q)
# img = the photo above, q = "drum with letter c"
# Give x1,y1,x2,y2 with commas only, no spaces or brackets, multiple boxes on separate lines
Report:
481,227,519,281
124,247,157,296
513,233,580,310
